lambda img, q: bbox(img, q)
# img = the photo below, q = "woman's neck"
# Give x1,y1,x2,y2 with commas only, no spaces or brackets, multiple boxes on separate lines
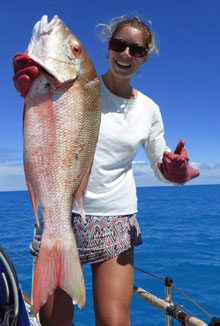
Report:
102,72,137,100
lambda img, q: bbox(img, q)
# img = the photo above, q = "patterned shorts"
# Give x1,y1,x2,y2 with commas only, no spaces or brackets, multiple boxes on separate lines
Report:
72,213,142,264
30,214,142,265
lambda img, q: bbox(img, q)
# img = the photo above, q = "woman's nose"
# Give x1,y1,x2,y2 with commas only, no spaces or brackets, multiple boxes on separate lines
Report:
121,46,131,56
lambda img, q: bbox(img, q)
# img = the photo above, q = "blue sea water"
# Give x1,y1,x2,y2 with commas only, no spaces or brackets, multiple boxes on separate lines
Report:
0,184,220,325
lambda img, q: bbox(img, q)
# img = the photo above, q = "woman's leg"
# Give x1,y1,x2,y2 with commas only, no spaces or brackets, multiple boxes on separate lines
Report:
91,248,134,326
39,286,74,326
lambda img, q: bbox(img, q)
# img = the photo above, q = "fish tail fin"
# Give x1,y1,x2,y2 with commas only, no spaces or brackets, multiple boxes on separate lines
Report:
33,233,85,315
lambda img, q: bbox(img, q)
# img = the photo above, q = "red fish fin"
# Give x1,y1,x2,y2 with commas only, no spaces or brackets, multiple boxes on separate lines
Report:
75,162,93,221
33,233,85,315
26,178,39,226
22,103,26,130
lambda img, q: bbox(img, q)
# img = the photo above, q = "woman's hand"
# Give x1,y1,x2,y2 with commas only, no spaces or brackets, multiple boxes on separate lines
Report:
157,140,200,184
12,53,41,97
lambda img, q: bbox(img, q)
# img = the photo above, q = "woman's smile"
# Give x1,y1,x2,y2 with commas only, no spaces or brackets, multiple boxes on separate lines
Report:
115,60,131,68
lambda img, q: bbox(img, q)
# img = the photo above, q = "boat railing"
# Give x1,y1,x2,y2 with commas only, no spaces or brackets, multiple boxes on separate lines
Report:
133,284,207,326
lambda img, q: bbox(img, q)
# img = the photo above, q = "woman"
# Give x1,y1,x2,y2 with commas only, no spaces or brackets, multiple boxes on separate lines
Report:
13,16,199,326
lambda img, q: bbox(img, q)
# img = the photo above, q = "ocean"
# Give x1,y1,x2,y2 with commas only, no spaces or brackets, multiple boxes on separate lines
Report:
0,184,219,325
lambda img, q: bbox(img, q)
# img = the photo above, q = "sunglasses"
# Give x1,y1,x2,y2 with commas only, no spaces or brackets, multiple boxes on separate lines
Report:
109,38,148,58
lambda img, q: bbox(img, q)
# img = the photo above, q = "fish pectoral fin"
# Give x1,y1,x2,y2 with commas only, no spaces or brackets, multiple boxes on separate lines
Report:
26,178,39,226
22,103,26,130
75,162,93,222
33,233,85,315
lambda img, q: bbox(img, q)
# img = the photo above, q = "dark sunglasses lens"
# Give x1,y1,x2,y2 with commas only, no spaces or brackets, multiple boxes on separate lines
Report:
130,45,147,58
110,39,126,52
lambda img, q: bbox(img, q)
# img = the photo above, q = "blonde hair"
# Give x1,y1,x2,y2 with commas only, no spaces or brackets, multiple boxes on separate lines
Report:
97,15,158,60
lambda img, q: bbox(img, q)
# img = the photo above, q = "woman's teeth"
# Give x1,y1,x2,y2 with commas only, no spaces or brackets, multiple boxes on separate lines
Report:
117,61,130,67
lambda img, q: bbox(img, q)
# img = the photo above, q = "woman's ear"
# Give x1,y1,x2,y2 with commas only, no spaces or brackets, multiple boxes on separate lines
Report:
141,56,148,64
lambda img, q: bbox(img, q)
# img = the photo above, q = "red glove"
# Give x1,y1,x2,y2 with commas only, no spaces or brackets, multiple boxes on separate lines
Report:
157,140,200,184
12,53,42,97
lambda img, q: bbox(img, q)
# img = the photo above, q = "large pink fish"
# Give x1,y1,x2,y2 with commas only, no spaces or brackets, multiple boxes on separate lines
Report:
22,15,101,314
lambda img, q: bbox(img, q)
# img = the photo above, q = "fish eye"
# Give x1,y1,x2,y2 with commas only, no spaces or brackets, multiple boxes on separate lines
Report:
71,45,81,56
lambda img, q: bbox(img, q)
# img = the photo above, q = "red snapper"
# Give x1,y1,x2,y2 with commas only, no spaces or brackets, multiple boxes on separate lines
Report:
22,15,101,315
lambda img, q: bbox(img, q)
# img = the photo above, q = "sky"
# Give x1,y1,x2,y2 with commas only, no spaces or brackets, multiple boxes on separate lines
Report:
0,0,220,191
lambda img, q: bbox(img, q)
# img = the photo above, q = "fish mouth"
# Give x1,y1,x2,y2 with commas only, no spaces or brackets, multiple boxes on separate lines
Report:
34,15,60,36
42,67,79,87
33,54,80,84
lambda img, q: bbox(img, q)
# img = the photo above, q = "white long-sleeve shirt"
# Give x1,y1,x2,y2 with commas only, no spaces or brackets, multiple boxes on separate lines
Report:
73,76,170,216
